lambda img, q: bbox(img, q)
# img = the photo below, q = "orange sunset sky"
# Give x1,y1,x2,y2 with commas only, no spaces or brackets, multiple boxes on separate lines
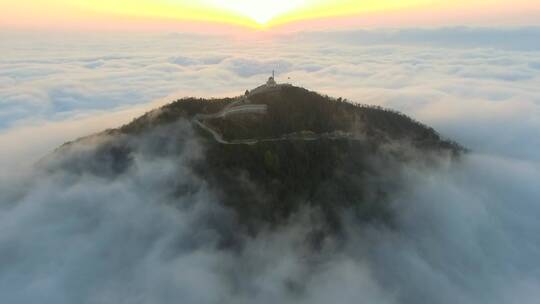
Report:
1,0,539,32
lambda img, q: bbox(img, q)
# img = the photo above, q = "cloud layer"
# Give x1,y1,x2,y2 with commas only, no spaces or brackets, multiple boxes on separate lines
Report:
1,27,539,303
2,28,540,161
0,124,538,304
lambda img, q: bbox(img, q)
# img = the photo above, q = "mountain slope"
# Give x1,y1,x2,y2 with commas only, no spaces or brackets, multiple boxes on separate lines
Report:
46,85,463,235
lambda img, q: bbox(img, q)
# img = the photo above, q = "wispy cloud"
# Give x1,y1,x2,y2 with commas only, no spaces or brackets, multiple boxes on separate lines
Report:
6,29,539,159
0,28,539,303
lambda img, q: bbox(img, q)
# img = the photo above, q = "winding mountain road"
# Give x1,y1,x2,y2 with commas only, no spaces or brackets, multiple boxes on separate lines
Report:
192,91,358,145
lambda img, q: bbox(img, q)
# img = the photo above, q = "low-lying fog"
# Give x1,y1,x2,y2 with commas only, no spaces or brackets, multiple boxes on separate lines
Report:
1,28,539,303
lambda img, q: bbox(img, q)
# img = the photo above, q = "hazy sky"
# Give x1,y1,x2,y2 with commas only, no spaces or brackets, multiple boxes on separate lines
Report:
1,0,539,32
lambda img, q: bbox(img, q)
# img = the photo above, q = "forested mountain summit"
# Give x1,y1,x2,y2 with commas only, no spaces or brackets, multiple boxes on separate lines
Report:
47,85,464,236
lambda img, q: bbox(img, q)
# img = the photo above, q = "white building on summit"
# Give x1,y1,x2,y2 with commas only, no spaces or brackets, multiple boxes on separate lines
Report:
266,70,277,86
249,71,288,96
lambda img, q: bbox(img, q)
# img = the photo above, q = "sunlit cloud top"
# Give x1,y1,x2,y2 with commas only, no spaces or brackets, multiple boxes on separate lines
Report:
1,0,539,31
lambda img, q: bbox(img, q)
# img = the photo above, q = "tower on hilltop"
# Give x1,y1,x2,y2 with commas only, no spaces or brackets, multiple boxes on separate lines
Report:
266,70,277,86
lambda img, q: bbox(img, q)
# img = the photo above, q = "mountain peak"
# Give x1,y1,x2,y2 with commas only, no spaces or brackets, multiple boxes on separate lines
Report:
49,85,463,232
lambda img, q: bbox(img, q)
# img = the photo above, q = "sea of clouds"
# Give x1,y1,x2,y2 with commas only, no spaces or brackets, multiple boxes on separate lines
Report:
0,27,539,303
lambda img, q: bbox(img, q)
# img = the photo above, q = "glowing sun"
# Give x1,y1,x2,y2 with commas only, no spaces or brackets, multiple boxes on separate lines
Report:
207,0,306,25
